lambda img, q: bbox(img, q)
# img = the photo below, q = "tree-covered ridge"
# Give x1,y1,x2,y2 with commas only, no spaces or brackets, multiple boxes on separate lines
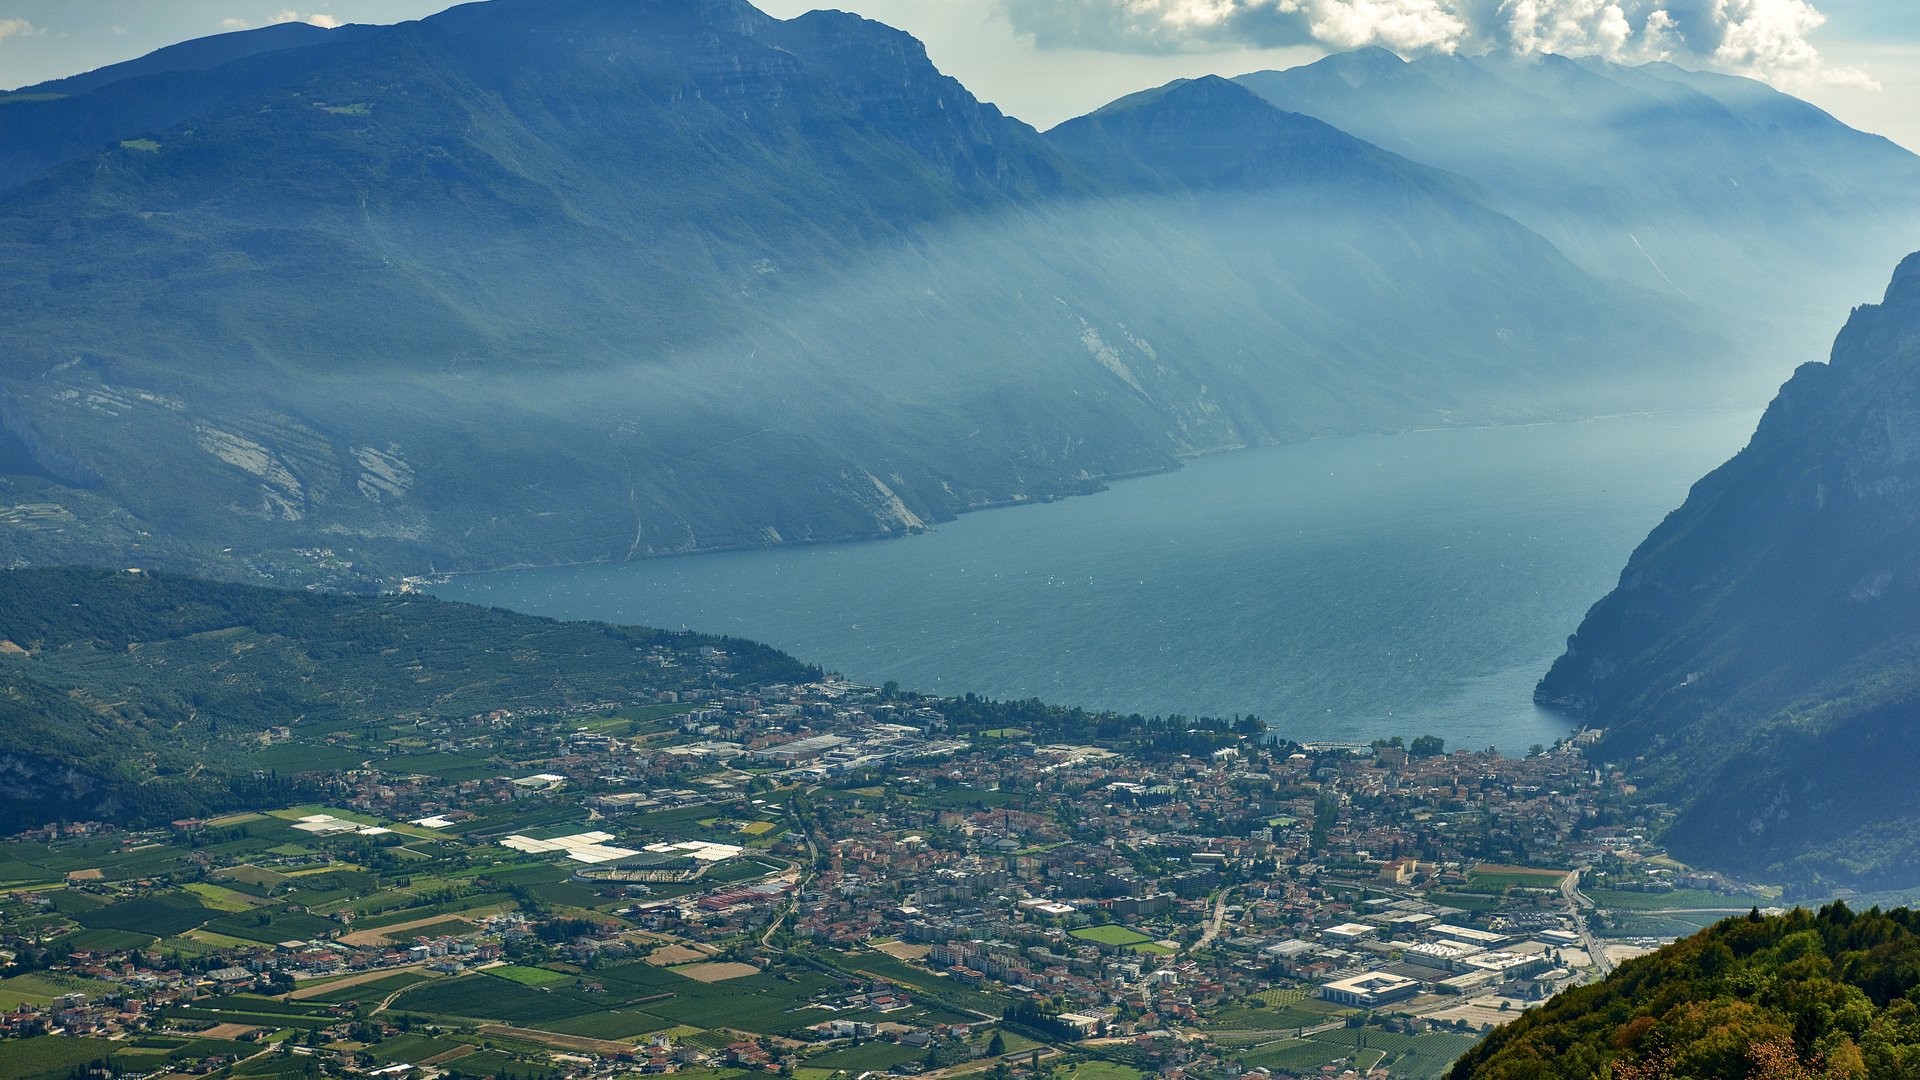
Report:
0,567,817,830
1452,905,1920,1079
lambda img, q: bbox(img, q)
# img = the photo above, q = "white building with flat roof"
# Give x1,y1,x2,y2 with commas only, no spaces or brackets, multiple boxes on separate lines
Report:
1319,972,1422,1008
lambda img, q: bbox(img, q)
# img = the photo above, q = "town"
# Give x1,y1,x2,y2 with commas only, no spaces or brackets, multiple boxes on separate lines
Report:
1,659,1778,1080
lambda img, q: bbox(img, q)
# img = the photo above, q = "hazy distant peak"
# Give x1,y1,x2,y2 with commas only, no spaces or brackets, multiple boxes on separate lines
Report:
1271,46,1417,89
1082,74,1273,122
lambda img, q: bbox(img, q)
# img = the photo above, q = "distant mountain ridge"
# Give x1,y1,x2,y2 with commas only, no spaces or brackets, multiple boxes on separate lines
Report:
0,0,1715,585
1236,49,1920,366
1538,253,1920,893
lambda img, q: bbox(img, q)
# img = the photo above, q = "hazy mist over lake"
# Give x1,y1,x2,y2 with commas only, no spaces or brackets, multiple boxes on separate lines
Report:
437,411,1759,753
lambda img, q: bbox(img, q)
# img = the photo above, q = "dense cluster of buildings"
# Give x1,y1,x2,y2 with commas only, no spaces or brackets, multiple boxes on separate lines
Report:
3,667,1739,1079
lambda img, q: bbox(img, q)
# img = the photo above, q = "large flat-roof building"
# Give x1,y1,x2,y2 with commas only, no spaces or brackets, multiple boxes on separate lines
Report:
1319,972,1422,1008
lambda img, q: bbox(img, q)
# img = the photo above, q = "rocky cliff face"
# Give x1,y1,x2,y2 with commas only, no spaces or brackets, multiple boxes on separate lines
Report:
1539,254,1920,891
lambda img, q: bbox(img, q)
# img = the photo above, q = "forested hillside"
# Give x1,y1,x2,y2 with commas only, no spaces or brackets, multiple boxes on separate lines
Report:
0,568,815,830
1453,905,1920,1079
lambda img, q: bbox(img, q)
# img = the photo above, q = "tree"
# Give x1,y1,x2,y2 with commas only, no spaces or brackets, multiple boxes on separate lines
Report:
987,1032,1006,1057
1409,735,1445,758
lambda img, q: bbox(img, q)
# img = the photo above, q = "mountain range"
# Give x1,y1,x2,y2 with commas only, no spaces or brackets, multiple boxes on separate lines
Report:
0,0,1913,587
1237,48,1920,365
1539,253,1920,893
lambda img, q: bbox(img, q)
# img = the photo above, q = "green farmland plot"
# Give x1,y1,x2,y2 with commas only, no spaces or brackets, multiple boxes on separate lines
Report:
368,1035,467,1064
1466,865,1572,890
1236,1038,1361,1074
393,961,838,1038
0,973,123,1009
1307,1028,1482,1080
203,909,340,944
390,974,599,1025
302,972,431,1003
55,927,157,952
539,1009,679,1040
377,752,503,782
442,1050,561,1080
1056,1064,1146,1080
75,891,216,935
0,1036,118,1080
487,965,574,987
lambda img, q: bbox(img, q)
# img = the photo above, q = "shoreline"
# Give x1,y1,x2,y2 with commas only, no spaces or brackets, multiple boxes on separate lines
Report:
424,404,1764,587
419,407,1762,756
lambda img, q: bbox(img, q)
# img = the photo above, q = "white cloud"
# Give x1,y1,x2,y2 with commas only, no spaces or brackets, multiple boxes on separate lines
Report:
223,11,344,31
0,18,43,44
1499,0,1639,59
1302,0,1469,52
1711,0,1877,88
998,0,1874,89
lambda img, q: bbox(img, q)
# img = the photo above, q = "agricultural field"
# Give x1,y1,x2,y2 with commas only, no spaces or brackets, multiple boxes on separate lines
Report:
297,971,433,1004
202,909,341,944
367,1034,469,1064
0,973,122,1010
375,752,503,782
0,1036,118,1080
1208,997,1353,1034
75,891,217,935
185,882,271,911
1467,865,1572,890
1585,887,1759,911
536,1010,678,1040
164,995,341,1033
442,1049,564,1080
54,927,157,952
390,975,599,1025
1055,1062,1147,1080
1231,1026,1481,1080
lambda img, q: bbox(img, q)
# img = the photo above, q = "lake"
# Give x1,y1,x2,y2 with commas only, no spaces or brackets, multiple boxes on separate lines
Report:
434,411,1759,753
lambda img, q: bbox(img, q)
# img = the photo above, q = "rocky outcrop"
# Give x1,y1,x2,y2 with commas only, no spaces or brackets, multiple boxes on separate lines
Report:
1538,253,1920,892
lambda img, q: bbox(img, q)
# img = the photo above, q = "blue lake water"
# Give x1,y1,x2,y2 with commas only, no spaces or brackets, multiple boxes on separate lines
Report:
434,411,1759,753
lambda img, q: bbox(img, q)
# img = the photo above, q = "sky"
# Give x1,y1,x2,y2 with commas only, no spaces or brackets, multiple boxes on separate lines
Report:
0,0,1915,149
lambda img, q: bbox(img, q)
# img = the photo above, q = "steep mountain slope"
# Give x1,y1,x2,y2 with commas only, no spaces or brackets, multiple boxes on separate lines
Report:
1537,254,1920,892
1452,904,1920,1079
0,0,1689,586
0,567,814,830
1045,76,1649,395
1237,50,1920,372
0,22,382,192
